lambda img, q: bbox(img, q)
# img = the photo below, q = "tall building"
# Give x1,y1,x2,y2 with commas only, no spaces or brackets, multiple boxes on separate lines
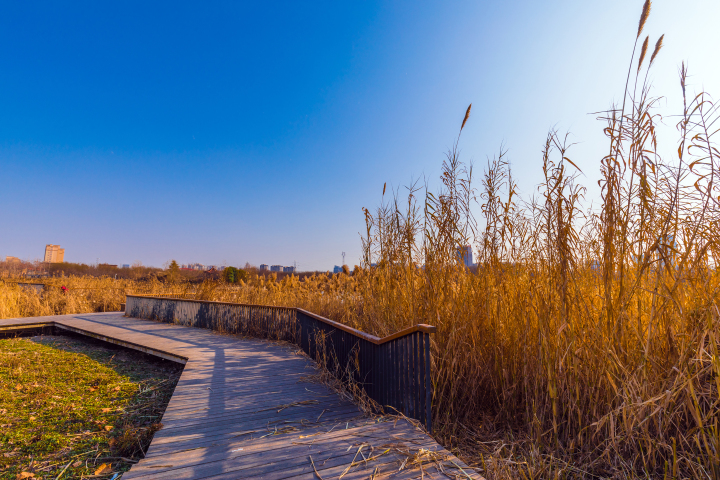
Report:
457,245,473,267
259,264,269,271
44,244,65,263
270,265,282,272
282,266,296,273
5,256,20,263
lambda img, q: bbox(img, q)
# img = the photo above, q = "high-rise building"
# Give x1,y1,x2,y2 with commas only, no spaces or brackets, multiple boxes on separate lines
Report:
5,256,20,263
457,245,473,267
259,264,269,271
282,266,296,273
270,265,282,272
44,244,65,263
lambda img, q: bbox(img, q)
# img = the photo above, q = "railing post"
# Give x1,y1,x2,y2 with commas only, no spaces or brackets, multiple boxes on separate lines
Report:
424,332,432,433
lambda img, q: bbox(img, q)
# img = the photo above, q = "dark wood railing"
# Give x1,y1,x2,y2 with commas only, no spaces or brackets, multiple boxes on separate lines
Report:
125,295,435,431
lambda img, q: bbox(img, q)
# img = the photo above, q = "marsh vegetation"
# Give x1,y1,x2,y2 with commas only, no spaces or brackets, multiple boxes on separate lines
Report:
2,2,719,477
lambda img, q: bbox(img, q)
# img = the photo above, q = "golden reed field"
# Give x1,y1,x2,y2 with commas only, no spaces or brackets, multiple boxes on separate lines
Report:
3,4,720,478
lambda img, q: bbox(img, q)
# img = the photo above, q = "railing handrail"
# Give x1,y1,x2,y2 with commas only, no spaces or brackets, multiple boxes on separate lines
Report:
125,294,436,431
126,294,435,345
126,294,294,310
296,307,436,345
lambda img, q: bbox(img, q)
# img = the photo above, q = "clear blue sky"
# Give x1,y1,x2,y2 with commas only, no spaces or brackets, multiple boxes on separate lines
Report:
1,1,718,270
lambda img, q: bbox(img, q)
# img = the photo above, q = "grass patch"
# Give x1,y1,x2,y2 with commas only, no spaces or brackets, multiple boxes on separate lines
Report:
0,335,182,479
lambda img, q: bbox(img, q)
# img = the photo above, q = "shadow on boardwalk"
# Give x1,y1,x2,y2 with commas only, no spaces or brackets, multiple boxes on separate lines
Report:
0,313,483,479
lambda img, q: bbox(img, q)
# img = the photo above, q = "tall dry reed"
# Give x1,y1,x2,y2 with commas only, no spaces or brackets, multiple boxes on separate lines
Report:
207,3,720,476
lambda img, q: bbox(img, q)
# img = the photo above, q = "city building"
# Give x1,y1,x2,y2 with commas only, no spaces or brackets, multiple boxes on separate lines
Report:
180,263,209,271
457,245,473,267
122,264,130,269
270,265,283,272
282,266,296,273
333,265,343,274
259,264,269,271
5,256,20,263
44,244,65,263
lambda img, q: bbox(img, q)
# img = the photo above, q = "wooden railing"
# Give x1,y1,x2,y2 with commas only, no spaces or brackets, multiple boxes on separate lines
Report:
125,295,435,431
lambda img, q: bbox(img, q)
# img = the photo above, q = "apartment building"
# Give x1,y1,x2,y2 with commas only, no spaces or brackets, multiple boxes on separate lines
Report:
44,244,65,263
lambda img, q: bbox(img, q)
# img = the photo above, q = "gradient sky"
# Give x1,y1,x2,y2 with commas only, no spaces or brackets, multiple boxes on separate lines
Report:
1,1,719,270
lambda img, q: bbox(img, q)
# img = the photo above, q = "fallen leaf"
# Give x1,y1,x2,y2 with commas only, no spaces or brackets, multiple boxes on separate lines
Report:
72,461,82,468
0,409,7,414
113,386,121,391
95,463,113,475
101,408,112,413
89,387,97,392
104,425,113,431
16,473,34,479
29,416,36,421
15,384,23,390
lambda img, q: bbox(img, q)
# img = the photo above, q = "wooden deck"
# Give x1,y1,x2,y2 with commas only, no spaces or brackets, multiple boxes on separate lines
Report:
0,313,482,479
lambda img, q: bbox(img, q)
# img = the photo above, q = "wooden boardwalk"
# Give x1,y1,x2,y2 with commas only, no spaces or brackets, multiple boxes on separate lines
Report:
0,313,482,479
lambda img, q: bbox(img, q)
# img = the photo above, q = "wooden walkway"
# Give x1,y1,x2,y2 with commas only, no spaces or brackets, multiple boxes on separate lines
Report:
0,313,482,479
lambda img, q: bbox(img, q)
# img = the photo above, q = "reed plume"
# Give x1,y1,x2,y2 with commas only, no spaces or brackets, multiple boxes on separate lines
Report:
649,33,664,66
460,103,472,132
637,0,651,38
637,35,649,72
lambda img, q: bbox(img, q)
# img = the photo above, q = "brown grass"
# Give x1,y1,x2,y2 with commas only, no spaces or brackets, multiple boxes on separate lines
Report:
0,276,190,319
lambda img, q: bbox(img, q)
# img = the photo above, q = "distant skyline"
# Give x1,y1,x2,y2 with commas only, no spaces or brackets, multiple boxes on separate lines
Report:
2,1,719,270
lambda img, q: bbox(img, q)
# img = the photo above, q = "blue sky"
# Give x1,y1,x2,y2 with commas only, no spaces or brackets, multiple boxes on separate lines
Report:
1,1,719,270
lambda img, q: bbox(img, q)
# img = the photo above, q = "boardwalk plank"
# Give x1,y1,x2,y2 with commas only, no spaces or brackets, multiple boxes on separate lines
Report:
0,312,482,480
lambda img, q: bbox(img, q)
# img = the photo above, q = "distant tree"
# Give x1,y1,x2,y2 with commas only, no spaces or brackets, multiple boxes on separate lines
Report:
168,260,180,283
236,268,249,283
221,266,249,283
223,266,238,283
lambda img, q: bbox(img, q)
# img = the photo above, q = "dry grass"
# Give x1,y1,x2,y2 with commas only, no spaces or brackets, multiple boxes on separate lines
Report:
0,276,193,319
2,4,718,478
0,335,181,479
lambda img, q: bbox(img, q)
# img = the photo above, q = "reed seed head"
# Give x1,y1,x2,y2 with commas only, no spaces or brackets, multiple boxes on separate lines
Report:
637,0,651,38
649,34,664,66
461,103,472,132
637,36,649,73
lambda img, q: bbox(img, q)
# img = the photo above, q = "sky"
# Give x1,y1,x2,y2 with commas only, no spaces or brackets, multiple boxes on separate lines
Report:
1,0,719,271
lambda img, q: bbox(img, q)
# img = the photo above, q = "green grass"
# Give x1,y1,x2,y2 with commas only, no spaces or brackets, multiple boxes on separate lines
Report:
0,335,182,479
